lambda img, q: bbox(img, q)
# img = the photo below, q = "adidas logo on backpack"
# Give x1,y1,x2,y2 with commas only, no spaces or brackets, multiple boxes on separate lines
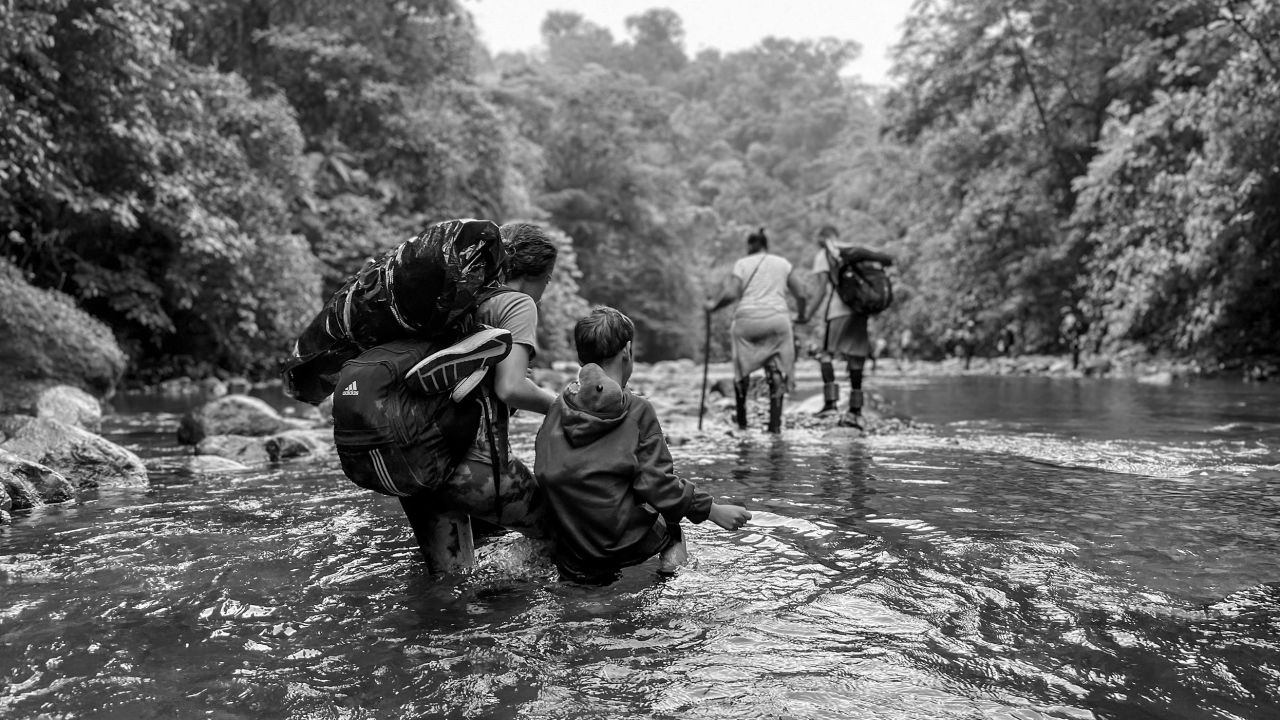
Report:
342,381,359,396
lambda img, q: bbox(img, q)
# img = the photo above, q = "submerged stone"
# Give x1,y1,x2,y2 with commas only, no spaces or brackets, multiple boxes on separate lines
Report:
196,434,271,465
265,429,333,462
177,394,297,445
181,455,251,474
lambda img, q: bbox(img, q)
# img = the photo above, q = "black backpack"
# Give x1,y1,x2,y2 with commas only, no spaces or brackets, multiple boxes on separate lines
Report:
282,219,506,405
827,246,893,316
331,337,507,497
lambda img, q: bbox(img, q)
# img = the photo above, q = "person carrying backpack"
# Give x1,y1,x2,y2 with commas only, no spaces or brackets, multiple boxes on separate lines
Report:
394,223,561,563
800,224,894,430
285,219,560,571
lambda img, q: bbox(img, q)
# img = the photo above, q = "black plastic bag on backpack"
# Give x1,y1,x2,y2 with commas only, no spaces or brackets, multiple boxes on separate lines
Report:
281,219,506,404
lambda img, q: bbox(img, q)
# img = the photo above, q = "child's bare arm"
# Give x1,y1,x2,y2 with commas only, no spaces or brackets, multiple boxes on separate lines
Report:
707,502,751,530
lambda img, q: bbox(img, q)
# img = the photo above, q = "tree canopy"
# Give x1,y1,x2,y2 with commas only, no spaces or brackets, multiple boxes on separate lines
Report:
884,0,1280,358
2,0,1276,380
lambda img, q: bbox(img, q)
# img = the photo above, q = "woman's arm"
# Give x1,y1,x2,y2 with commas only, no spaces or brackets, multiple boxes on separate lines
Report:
787,269,809,323
809,261,830,318
491,344,556,414
705,274,743,314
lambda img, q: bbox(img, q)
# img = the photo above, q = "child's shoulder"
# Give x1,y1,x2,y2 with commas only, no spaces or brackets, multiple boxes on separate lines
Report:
623,389,661,422
624,387,655,411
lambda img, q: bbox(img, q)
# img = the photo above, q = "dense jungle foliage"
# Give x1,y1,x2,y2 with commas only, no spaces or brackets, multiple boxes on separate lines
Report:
1,0,1276,380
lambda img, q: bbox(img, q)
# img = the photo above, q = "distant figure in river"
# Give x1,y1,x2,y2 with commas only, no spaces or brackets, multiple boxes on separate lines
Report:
706,228,808,433
534,306,752,583
804,224,894,430
896,327,914,370
996,322,1017,357
956,318,977,370
1060,306,1086,370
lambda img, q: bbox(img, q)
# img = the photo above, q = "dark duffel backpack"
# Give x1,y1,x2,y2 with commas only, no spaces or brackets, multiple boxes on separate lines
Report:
331,336,508,497
827,246,893,316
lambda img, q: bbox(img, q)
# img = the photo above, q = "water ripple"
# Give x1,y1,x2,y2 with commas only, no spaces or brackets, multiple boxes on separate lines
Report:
3,384,1280,718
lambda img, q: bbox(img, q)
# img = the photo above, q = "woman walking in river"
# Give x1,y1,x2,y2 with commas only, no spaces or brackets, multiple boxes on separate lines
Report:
706,228,808,433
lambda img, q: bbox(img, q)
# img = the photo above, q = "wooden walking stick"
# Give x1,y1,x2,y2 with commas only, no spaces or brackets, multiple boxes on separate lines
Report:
698,310,711,430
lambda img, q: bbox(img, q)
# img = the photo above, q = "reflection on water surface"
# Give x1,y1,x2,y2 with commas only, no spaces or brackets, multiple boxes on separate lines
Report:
2,375,1278,719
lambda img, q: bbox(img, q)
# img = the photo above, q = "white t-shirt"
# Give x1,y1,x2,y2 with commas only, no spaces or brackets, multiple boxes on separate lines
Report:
811,242,852,320
732,253,793,318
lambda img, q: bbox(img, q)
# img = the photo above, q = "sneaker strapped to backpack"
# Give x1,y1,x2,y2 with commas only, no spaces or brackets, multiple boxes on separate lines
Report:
405,326,513,398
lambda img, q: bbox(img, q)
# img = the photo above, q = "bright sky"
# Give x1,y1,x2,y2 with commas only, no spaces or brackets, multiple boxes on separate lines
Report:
460,0,916,85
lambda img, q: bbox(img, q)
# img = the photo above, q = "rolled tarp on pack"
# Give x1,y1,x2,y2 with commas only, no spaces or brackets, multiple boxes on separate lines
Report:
281,218,506,405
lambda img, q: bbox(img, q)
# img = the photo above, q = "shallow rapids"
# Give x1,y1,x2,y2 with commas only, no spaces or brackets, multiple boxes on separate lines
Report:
2,374,1277,719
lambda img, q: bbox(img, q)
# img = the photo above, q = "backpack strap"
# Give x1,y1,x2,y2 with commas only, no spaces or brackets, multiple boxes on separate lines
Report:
742,251,768,293
470,285,519,488
820,242,843,318
476,283,516,304
821,240,843,283
479,390,504,518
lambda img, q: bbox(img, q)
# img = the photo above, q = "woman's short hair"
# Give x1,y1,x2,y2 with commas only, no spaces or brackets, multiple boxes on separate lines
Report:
747,227,768,250
574,306,635,365
499,222,558,280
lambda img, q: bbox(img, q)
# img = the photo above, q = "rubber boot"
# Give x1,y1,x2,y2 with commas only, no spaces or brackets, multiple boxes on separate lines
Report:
819,360,839,415
819,382,840,416
766,369,784,434
733,378,750,430
849,388,864,413
840,360,866,429
767,394,784,433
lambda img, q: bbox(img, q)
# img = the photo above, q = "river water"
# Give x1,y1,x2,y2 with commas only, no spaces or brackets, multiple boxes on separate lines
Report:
2,373,1278,719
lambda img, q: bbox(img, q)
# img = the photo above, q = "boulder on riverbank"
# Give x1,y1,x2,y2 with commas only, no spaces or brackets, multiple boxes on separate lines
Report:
0,259,127,415
35,385,103,432
0,417,147,490
0,385,144,521
0,448,76,514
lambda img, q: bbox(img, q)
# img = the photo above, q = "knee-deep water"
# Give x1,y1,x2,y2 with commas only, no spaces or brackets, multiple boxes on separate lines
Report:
2,373,1278,719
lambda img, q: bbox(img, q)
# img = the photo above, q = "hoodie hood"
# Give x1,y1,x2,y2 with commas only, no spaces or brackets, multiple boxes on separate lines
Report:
558,363,629,447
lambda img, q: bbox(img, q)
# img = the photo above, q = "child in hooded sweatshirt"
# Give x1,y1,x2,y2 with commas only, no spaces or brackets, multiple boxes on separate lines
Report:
534,306,752,583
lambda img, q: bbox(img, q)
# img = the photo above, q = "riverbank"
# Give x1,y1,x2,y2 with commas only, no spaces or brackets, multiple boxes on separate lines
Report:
122,348,1275,436
106,347,1276,471
855,349,1279,383
127,345,1279,400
